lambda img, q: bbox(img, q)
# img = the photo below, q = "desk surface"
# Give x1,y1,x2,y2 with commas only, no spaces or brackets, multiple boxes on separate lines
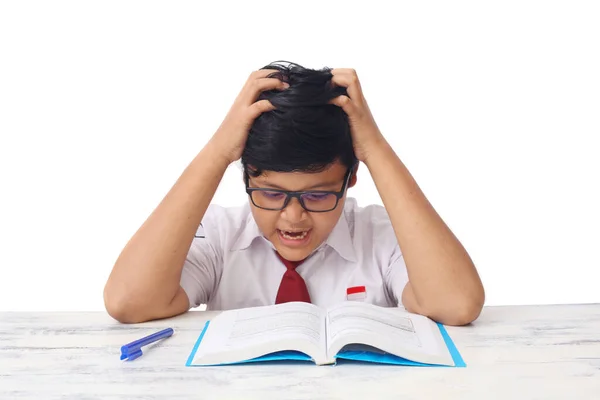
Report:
2,304,600,399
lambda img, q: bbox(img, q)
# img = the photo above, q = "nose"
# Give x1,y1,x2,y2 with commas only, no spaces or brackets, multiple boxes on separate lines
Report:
281,196,307,222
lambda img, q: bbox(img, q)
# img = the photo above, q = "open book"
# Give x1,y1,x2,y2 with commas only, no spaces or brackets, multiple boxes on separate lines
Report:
186,302,465,367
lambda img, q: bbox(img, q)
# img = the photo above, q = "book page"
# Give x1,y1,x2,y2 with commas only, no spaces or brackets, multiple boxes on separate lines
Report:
190,302,328,365
326,302,454,366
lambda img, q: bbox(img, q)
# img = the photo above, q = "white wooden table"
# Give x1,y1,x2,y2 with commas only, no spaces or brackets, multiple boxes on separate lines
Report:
1,304,600,399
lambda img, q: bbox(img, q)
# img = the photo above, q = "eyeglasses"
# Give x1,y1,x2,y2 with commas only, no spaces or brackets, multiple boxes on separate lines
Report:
245,167,353,213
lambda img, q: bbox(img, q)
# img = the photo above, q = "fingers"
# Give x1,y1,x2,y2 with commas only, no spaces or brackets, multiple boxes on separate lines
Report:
328,95,356,115
245,69,286,92
240,69,289,106
254,77,289,92
240,77,287,106
248,99,276,119
331,68,357,76
329,68,364,103
252,69,281,79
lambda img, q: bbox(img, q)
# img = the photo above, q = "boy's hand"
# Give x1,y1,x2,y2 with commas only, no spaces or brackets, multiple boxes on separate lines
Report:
329,69,385,163
209,69,289,165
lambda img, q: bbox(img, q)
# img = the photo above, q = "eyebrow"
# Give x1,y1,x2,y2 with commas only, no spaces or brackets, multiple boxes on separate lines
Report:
252,180,339,191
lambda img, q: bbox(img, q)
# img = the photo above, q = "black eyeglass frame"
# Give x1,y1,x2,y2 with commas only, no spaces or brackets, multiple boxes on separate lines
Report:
244,166,354,213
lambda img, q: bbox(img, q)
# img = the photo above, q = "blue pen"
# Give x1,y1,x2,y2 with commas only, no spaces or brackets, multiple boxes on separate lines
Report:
120,327,174,361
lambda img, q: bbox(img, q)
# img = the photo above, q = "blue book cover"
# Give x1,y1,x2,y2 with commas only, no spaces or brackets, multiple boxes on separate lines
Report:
186,320,465,368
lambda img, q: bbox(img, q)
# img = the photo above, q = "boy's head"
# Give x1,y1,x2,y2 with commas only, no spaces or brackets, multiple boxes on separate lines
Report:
241,61,358,261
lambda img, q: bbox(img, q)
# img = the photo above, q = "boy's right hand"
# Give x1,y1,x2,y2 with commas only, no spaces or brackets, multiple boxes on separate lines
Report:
209,69,289,165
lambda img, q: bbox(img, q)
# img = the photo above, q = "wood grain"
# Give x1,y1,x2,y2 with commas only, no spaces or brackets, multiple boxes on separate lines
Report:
1,304,599,399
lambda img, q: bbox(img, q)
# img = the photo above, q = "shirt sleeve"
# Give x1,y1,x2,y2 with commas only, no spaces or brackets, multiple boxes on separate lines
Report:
384,243,410,308
180,204,224,309
359,201,410,309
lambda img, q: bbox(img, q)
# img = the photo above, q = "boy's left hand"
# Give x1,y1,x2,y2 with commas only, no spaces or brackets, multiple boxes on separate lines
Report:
329,68,386,163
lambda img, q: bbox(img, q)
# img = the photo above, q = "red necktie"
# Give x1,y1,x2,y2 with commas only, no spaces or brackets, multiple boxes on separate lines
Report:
274,251,312,304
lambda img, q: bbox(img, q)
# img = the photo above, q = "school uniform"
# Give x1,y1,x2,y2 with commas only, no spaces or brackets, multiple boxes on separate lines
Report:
180,197,409,311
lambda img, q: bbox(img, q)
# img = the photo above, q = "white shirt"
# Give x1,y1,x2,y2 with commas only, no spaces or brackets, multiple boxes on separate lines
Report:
180,197,409,311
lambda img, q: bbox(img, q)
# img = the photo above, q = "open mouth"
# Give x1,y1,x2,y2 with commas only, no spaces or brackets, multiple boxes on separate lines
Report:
277,229,311,241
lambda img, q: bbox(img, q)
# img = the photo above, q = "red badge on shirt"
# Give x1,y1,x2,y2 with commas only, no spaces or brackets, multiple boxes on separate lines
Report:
346,286,367,301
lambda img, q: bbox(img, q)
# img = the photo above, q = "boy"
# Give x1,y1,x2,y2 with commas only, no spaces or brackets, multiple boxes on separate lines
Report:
104,61,485,326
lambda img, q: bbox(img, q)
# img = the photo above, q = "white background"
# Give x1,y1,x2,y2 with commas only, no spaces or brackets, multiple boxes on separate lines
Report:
1,1,598,311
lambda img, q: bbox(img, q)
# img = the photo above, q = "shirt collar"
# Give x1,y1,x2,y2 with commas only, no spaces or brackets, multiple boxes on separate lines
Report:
230,204,263,251
230,203,357,263
322,208,357,262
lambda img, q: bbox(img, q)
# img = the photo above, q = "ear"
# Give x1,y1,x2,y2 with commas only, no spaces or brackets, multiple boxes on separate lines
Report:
348,163,359,188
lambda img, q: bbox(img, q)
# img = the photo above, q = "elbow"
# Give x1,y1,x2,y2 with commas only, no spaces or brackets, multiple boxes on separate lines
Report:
441,288,485,326
444,300,483,326
420,287,485,327
103,286,149,324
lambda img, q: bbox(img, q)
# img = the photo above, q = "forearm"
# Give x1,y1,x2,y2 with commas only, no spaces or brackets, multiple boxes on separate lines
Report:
364,140,484,324
104,141,229,314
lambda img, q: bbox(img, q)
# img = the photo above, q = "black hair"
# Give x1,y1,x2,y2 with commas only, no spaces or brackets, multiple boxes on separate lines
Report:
241,60,358,178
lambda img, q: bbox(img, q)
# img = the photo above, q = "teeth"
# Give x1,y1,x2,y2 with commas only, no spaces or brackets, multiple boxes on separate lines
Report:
280,230,309,240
